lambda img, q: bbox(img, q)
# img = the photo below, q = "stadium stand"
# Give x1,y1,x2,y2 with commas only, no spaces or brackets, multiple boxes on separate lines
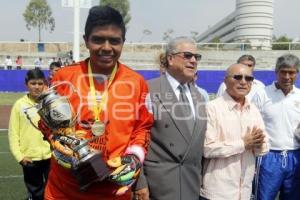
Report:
0,42,300,93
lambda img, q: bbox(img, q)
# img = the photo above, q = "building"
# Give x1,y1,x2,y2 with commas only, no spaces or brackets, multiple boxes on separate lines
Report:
197,0,273,50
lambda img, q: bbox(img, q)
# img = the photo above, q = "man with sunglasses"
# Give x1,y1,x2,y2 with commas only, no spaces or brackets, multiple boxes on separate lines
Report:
133,37,207,200
216,54,265,100
200,63,269,200
252,54,300,200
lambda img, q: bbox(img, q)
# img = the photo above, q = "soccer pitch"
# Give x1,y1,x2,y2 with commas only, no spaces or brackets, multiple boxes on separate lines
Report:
0,93,24,106
0,93,27,199
0,130,27,200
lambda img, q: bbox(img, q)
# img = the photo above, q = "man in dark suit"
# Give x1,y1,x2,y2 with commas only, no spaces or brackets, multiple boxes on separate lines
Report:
133,37,207,200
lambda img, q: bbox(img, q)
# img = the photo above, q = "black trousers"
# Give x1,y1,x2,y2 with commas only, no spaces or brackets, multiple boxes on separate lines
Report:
21,159,50,200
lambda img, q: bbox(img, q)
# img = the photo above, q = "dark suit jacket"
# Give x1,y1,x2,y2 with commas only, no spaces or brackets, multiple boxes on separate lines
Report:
135,75,207,200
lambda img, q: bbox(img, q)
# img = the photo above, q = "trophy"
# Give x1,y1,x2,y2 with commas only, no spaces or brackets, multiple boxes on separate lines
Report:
25,82,111,191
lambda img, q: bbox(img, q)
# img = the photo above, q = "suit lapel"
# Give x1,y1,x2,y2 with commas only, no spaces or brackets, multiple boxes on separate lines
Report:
155,75,192,142
180,83,207,161
189,83,206,139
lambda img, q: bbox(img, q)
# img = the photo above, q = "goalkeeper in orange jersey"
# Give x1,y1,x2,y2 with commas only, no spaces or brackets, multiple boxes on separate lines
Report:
38,5,153,200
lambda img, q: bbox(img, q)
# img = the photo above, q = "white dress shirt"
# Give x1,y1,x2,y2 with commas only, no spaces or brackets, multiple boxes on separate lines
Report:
165,72,195,118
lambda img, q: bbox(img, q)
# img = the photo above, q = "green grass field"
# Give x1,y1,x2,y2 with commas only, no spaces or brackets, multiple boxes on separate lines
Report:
0,93,27,199
0,130,27,200
0,92,24,105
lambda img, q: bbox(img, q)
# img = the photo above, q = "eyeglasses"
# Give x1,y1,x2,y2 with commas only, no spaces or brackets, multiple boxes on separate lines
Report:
228,74,254,82
172,52,202,61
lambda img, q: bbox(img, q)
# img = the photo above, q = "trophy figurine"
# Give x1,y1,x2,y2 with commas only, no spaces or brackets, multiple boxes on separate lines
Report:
25,82,110,191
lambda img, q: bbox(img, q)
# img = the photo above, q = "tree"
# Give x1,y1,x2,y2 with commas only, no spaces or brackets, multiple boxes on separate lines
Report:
23,0,55,42
139,29,152,42
292,37,300,50
190,31,199,42
272,35,292,50
162,29,174,42
207,36,224,49
210,36,221,43
99,0,131,28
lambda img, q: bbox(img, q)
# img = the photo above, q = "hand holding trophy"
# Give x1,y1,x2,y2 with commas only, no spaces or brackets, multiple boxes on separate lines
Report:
25,82,110,191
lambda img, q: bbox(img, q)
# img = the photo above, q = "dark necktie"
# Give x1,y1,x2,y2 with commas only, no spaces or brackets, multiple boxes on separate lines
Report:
178,84,194,134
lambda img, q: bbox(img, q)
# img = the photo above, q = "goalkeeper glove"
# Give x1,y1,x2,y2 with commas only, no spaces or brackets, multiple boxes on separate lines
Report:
107,154,142,195
52,150,78,169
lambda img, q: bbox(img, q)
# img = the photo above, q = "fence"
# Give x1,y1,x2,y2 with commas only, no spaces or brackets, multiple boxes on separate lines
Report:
0,41,300,55
1,69,300,94
0,41,299,71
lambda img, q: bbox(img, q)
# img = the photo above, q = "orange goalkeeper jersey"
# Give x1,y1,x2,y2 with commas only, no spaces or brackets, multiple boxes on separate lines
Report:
45,59,153,200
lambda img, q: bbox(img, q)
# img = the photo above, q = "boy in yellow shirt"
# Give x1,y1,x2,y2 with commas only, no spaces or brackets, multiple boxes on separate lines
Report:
8,69,51,200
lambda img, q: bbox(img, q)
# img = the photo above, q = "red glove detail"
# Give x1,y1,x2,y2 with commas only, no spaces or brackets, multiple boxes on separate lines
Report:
38,120,53,141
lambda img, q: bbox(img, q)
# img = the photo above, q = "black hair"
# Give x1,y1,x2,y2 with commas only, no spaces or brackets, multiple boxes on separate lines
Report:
49,61,61,70
25,69,46,84
84,6,126,41
237,54,256,66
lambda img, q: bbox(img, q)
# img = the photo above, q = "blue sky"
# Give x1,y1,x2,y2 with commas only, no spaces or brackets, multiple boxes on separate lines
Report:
0,0,299,42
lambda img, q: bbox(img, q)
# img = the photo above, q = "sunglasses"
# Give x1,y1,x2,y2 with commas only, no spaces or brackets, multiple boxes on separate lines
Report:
172,52,202,61
228,74,254,82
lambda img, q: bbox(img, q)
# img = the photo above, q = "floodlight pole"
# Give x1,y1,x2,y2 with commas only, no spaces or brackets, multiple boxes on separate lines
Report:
73,0,80,62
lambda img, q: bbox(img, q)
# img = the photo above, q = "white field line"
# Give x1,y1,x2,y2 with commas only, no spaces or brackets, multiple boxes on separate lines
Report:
0,129,8,137
0,175,23,179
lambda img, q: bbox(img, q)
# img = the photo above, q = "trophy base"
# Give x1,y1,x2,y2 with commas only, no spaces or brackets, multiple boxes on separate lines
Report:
72,152,111,191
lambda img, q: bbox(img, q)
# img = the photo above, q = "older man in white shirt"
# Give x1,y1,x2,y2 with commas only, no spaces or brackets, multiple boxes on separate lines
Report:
252,54,300,200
